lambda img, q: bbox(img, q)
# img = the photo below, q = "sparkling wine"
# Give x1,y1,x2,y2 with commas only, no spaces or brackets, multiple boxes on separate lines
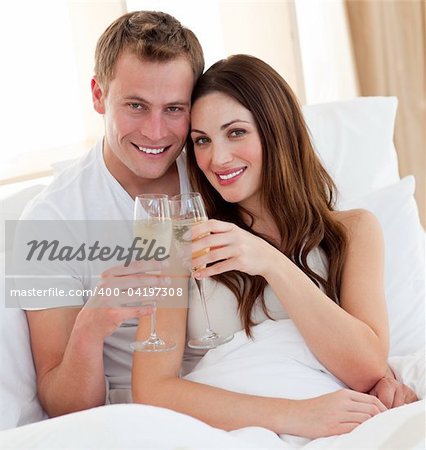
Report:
172,217,209,266
134,218,172,254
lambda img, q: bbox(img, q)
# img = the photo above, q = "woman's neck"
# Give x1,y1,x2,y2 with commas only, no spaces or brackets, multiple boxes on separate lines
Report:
240,205,281,246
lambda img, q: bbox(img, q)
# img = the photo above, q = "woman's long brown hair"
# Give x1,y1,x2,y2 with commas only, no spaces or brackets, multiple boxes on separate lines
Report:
186,55,348,336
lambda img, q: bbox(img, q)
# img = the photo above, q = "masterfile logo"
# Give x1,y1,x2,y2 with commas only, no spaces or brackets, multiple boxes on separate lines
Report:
5,220,189,309
25,237,169,266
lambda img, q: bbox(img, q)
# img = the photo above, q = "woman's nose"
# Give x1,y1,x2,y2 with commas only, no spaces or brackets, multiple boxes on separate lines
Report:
210,142,233,168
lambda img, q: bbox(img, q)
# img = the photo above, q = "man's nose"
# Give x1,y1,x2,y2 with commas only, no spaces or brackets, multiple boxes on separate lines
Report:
141,111,166,142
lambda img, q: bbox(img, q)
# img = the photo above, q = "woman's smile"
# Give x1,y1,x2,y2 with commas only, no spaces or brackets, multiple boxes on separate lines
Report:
215,166,247,185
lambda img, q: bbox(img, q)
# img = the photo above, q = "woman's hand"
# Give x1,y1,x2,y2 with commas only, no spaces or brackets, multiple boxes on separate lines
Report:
190,219,278,278
289,389,387,439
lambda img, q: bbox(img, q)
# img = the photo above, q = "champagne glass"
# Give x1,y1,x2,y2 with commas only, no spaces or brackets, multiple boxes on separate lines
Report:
170,192,233,349
130,194,176,352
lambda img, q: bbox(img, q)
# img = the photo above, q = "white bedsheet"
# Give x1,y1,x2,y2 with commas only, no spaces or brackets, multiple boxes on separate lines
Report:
1,319,424,449
0,398,423,449
185,319,347,400
187,319,425,401
185,319,425,447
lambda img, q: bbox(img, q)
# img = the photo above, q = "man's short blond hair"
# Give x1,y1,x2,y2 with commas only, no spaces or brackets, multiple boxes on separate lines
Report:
94,11,205,92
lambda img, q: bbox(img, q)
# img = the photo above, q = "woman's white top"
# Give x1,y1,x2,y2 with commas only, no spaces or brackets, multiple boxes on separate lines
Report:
182,247,328,375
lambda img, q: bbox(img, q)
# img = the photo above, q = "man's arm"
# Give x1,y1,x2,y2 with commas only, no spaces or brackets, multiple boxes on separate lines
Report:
368,365,418,408
26,307,107,417
26,260,164,417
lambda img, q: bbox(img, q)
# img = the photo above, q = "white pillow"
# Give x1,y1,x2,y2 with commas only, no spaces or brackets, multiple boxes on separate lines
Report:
0,184,46,253
340,176,425,356
0,253,47,431
389,349,425,399
303,97,400,202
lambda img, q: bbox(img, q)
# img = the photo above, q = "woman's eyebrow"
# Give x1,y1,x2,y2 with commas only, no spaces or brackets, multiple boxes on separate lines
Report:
191,119,250,135
221,119,250,130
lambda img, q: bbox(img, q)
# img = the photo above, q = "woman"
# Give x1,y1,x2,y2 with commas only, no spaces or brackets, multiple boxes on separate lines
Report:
132,54,389,438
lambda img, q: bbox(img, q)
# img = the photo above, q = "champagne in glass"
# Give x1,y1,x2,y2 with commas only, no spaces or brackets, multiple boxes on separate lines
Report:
170,192,233,349
130,194,176,352
133,218,172,255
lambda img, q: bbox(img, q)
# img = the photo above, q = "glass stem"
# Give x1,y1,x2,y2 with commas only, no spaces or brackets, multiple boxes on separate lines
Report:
195,277,214,335
149,302,158,339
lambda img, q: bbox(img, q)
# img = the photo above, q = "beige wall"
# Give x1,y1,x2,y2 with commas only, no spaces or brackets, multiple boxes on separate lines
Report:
219,0,305,103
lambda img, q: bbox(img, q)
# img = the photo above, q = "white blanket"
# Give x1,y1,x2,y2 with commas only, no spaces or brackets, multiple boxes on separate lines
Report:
1,319,424,449
0,400,423,449
187,319,425,401
185,319,347,400
185,319,425,447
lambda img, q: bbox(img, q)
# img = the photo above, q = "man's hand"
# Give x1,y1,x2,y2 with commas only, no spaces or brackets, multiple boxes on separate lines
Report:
77,259,170,340
369,367,418,408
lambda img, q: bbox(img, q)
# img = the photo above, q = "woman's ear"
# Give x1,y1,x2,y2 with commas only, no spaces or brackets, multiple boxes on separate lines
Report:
91,77,106,114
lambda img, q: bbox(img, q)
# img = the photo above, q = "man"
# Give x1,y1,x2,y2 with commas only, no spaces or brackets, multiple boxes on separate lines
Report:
22,10,415,419
22,10,203,417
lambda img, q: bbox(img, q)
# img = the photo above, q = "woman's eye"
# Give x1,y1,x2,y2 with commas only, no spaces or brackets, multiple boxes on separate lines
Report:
229,129,246,137
193,136,210,146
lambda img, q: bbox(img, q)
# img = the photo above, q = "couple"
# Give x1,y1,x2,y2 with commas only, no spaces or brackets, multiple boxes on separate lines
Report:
22,10,416,439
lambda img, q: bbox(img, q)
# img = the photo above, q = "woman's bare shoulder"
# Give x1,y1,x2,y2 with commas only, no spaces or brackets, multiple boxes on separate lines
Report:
331,208,382,239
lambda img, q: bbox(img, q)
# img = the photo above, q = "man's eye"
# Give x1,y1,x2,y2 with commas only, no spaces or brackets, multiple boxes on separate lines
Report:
167,106,181,113
129,103,143,110
229,129,246,137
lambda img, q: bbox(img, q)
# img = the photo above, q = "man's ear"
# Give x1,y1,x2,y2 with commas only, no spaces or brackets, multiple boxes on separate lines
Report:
91,77,106,114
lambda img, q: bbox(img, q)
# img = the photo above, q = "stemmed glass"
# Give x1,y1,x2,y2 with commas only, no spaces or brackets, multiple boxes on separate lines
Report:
130,194,176,352
170,192,234,349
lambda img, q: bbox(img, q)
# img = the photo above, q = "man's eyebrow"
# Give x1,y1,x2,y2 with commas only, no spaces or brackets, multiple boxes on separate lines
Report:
165,100,190,106
123,95,149,103
122,95,189,106
191,119,250,135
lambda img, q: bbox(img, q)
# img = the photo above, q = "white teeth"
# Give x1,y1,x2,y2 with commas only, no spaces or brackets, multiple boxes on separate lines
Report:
137,146,166,154
218,168,244,180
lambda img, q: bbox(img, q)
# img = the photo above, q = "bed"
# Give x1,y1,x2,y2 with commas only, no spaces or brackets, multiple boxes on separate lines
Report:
0,97,424,449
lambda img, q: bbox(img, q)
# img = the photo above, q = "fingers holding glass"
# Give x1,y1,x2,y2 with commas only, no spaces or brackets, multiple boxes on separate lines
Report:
131,194,176,352
170,192,233,349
